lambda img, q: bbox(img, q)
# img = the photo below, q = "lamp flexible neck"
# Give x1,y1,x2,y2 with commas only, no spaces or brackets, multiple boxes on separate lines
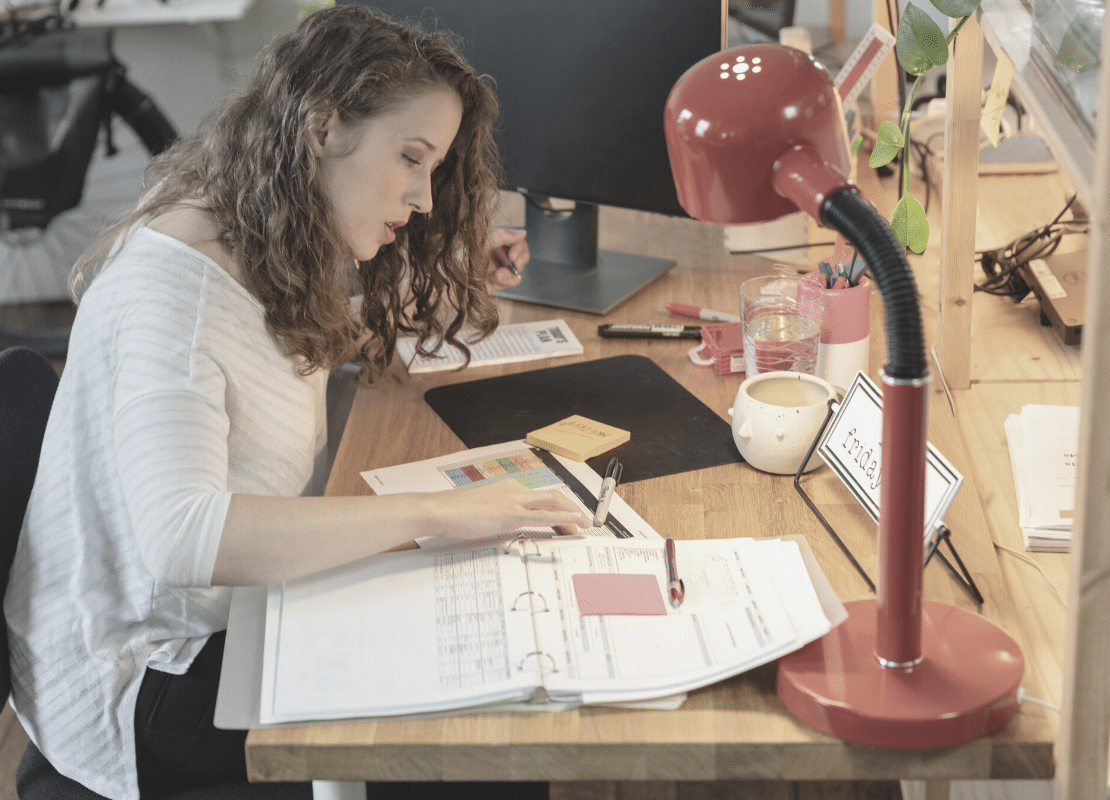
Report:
820,189,927,381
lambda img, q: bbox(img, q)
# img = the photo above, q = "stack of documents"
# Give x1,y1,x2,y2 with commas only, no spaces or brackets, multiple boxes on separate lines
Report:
1004,405,1080,552
256,442,845,724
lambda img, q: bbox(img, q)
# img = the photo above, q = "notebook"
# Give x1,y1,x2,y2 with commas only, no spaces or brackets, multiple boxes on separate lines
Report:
423,355,740,482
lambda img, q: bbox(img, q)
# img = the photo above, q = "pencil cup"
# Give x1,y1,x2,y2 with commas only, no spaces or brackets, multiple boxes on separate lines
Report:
729,371,836,474
798,273,872,394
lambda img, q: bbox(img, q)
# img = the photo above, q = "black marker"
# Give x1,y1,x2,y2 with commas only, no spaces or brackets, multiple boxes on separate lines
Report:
598,324,702,339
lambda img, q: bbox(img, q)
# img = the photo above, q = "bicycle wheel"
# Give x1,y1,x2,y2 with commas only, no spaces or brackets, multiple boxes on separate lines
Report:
0,74,176,357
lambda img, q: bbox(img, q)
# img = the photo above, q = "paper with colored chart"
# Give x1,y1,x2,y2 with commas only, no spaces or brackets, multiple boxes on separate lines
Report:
361,439,659,546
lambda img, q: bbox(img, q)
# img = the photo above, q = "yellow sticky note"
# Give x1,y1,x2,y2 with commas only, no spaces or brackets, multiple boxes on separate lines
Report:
981,47,1015,147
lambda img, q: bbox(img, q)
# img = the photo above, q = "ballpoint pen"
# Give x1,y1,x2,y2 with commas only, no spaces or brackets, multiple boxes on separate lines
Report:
665,302,741,323
493,245,520,277
593,457,622,527
664,534,684,609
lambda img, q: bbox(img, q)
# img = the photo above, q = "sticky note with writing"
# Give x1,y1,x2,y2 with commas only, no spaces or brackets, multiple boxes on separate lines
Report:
526,414,630,462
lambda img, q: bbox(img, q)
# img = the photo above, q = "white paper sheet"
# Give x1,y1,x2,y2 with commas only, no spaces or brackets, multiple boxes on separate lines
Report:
396,319,582,373
1005,404,1079,551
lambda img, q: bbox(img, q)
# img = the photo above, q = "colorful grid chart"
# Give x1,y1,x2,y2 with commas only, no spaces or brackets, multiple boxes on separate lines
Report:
440,448,561,490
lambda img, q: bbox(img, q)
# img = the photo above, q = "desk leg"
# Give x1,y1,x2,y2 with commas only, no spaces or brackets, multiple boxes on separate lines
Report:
312,781,366,800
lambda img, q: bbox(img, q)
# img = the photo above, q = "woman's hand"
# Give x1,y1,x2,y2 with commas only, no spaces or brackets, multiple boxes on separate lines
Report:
432,478,589,540
486,228,529,293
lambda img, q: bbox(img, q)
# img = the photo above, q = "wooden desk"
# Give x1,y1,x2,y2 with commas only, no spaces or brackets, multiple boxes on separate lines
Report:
243,205,1058,792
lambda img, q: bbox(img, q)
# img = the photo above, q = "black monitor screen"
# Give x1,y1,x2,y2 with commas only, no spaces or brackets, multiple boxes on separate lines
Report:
343,0,724,313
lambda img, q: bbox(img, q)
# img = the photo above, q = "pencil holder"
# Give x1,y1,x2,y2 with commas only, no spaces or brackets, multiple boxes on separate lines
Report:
798,273,871,394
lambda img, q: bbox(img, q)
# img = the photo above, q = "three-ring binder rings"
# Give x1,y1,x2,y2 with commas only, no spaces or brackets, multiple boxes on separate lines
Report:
256,443,845,724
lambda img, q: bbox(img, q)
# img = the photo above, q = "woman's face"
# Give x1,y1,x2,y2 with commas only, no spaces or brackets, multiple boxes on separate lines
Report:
314,87,464,261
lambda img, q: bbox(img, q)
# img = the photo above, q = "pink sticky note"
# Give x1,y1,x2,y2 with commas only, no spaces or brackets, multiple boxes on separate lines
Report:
572,573,668,616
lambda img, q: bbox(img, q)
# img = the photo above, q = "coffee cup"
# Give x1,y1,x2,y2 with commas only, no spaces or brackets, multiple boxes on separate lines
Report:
730,371,837,474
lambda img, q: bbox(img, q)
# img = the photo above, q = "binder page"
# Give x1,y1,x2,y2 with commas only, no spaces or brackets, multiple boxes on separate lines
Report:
528,538,834,705
362,440,661,544
259,544,539,723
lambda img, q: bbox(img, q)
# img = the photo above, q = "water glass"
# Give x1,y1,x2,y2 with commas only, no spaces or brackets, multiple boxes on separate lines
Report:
739,275,822,376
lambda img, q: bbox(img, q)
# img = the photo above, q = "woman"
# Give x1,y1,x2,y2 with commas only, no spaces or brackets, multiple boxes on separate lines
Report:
5,7,585,799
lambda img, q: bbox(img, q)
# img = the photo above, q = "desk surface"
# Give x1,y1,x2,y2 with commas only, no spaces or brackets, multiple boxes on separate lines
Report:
243,197,1065,785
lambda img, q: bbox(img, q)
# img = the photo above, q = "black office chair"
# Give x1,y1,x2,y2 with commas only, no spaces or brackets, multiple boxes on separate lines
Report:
0,347,311,800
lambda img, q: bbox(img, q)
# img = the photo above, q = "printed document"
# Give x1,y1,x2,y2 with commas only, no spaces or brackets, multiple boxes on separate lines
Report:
1004,404,1079,552
362,440,660,544
396,319,582,373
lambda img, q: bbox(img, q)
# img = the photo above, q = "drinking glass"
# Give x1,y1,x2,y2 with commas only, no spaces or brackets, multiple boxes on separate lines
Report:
739,275,822,376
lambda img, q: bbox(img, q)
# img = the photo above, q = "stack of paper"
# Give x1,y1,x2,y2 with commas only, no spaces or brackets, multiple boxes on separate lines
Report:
1004,405,1080,552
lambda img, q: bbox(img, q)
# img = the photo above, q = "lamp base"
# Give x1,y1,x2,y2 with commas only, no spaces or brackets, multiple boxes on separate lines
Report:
777,600,1024,749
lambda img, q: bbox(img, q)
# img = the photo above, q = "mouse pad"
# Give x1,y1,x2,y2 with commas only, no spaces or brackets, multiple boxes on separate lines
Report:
423,354,740,483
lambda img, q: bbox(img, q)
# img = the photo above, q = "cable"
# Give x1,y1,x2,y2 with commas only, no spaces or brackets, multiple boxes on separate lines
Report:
1017,687,1062,714
975,194,1087,299
993,542,1068,606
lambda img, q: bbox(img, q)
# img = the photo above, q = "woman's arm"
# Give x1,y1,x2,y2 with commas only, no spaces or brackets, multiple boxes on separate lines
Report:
211,478,588,586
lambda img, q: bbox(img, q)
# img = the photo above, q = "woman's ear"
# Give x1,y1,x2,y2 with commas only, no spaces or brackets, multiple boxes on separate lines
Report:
308,109,340,157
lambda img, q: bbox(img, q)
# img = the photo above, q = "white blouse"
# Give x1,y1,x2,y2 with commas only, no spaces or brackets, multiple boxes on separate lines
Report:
5,228,329,800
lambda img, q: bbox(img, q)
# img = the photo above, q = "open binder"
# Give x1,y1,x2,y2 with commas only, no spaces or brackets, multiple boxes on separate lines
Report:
258,535,844,724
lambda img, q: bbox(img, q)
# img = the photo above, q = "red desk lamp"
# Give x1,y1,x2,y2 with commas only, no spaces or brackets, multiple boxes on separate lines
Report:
665,44,1024,748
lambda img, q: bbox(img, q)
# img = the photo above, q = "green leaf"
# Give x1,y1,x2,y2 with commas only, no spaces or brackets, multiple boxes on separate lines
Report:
929,0,980,18
896,2,949,76
850,133,863,155
868,121,903,168
891,194,930,253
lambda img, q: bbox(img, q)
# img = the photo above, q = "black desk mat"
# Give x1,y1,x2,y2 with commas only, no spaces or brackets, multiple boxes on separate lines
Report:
423,354,740,482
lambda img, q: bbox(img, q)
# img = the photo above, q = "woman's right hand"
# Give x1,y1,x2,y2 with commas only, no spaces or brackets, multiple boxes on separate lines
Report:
431,478,590,540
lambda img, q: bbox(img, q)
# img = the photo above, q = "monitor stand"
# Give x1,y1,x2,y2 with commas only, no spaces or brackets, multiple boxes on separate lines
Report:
494,197,675,315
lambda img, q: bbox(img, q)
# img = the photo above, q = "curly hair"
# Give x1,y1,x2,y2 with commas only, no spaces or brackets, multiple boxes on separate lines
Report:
70,4,502,382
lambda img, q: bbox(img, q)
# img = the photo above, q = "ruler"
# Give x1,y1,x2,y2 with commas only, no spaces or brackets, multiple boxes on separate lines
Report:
834,23,897,107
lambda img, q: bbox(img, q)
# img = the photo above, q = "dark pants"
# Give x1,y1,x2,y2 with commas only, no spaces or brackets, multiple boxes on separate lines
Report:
134,632,549,800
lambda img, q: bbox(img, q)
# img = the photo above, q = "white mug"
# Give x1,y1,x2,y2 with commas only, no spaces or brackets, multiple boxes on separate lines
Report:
730,371,837,474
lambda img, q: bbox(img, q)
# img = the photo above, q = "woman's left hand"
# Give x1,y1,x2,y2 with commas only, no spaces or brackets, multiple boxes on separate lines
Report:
486,228,528,293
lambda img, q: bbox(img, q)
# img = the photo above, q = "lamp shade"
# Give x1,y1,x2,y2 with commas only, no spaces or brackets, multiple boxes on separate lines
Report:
664,44,853,225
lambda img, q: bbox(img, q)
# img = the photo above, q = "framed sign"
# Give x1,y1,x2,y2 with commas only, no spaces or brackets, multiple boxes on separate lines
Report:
817,371,962,538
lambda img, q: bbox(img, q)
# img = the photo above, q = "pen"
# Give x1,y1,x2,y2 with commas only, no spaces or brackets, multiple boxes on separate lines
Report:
493,245,520,276
664,534,684,609
593,457,622,527
665,302,741,323
598,324,702,339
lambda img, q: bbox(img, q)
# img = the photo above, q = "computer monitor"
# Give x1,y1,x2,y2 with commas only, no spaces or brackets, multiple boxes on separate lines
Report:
344,0,725,314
